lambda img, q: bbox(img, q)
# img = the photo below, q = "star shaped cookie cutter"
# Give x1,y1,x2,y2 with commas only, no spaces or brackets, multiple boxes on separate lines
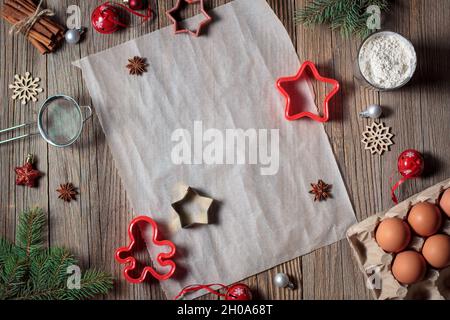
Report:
166,0,212,37
276,61,340,122
115,216,176,283
171,186,213,228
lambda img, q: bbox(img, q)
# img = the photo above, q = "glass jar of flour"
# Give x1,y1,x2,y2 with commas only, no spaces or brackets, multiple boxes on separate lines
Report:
355,31,417,90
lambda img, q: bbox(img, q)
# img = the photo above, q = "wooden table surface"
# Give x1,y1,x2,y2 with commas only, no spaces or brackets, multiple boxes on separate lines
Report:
1,0,449,300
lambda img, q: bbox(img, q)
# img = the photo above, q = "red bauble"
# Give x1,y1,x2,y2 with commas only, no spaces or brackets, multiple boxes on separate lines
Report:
15,154,41,188
225,284,252,300
126,0,144,10
398,149,424,178
91,4,124,34
391,149,425,203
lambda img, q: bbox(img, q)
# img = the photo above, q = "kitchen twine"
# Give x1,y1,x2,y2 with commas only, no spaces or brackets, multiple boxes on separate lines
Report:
9,0,54,36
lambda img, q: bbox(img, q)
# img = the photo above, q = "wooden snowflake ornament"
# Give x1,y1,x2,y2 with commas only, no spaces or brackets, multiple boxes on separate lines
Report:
9,72,43,105
361,121,394,155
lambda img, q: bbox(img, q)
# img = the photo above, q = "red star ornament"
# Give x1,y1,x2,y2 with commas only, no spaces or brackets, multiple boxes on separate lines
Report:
276,60,340,122
166,0,212,37
15,154,41,188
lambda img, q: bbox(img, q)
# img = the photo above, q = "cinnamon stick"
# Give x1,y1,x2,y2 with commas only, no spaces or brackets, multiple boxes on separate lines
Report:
1,10,53,48
8,0,65,35
1,14,49,53
3,3,53,39
29,36,48,54
10,0,56,36
1,0,65,54
41,16,65,35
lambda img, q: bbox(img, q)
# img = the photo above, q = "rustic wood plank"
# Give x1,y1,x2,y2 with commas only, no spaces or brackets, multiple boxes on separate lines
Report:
292,0,349,300
328,13,378,302
254,0,303,301
77,0,165,300
0,0,49,247
1,0,450,301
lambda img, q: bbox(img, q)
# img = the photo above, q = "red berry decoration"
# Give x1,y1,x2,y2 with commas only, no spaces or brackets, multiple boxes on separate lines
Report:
391,149,424,203
225,283,253,300
91,3,124,34
124,0,144,10
398,149,424,178
15,154,41,188
92,2,152,34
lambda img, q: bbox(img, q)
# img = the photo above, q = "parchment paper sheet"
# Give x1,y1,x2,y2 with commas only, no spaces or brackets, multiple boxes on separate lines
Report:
347,179,450,300
75,0,356,299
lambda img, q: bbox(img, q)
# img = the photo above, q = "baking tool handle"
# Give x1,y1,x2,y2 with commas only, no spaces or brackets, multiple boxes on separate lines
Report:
81,106,93,122
0,122,37,145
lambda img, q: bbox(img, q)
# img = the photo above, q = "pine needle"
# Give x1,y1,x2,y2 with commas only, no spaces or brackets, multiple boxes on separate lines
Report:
295,0,390,38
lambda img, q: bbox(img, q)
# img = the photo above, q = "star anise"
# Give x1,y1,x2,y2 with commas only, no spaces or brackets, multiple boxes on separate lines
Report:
309,179,332,202
57,183,78,202
126,56,148,76
15,154,41,188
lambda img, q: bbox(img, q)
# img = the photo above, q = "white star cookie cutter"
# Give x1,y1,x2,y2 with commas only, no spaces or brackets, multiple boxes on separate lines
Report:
171,185,214,228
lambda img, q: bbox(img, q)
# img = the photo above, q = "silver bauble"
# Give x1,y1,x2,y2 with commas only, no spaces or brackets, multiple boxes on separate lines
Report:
274,273,294,289
359,104,383,119
65,29,82,45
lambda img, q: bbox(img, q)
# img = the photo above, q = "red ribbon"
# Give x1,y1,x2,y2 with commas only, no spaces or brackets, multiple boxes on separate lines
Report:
103,1,152,28
173,283,229,300
391,175,419,204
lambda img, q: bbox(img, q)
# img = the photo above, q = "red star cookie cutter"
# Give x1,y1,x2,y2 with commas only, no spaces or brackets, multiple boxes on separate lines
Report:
115,216,176,283
276,61,340,122
166,0,212,37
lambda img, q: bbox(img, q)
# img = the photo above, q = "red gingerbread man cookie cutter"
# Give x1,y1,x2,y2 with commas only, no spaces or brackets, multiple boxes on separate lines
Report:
115,216,176,283
276,60,340,123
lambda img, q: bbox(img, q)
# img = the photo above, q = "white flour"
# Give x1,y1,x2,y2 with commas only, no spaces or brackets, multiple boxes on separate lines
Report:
359,32,416,89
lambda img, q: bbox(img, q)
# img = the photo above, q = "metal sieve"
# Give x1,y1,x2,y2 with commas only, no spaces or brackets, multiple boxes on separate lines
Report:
0,95,92,147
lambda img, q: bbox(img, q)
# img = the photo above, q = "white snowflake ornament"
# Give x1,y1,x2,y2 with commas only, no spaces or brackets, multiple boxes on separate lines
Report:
233,288,244,296
361,121,394,155
9,72,43,105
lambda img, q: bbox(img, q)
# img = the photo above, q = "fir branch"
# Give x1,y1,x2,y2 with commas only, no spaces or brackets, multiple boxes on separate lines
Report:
62,270,113,300
0,238,14,266
0,208,113,300
0,255,28,299
15,207,45,257
15,286,67,300
44,248,77,286
295,0,390,38
28,251,50,292
17,269,113,300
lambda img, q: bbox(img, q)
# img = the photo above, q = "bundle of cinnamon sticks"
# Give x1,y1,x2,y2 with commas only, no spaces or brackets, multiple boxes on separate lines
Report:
1,0,66,54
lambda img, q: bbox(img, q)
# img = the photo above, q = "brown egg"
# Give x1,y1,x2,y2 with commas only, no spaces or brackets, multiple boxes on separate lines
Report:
391,251,427,284
407,202,442,237
375,217,411,253
422,234,450,269
439,188,450,218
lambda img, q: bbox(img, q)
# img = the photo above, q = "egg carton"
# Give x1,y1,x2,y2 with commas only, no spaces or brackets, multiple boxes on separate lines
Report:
347,178,450,300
